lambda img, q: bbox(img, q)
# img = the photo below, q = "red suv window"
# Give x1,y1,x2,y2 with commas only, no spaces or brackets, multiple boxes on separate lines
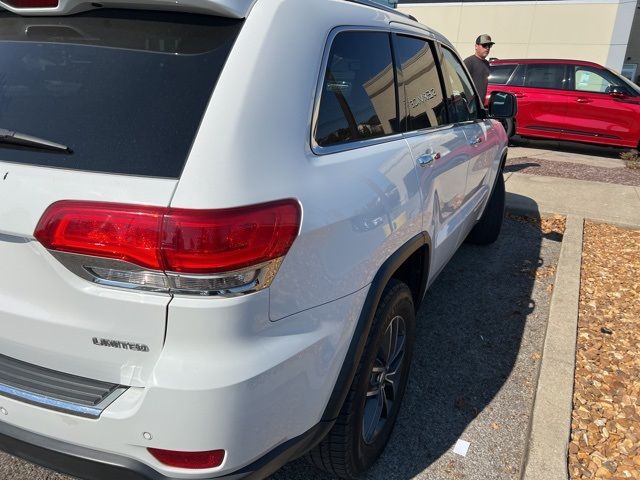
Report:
522,64,566,90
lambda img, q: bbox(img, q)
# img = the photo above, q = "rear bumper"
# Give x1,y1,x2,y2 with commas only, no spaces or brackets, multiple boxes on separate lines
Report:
0,419,333,480
0,287,368,479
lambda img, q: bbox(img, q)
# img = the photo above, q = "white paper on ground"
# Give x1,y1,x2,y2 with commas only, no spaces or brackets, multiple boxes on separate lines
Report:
453,439,470,457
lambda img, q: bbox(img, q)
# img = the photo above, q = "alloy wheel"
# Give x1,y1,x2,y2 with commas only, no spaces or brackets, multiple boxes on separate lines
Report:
362,314,406,445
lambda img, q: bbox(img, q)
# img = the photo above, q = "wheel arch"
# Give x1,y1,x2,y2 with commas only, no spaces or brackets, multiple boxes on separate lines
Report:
321,232,431,422
499,148,508,172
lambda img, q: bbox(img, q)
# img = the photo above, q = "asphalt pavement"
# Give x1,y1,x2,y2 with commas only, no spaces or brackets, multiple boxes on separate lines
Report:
0,214,562,480
275,213,561,480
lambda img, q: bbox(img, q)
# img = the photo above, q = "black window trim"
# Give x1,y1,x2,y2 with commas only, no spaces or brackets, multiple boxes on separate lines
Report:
391,32,452,136
310,25,404,156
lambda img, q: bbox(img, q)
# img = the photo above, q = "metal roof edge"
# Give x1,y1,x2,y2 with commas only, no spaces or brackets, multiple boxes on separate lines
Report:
344,0,418,21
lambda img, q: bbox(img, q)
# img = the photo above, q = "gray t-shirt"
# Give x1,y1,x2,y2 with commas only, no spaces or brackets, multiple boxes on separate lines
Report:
464,55,490,100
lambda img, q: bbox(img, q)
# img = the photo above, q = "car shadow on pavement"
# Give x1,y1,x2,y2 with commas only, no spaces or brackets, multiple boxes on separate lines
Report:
504,162,540,173
275,209,559,480
510,136,627,159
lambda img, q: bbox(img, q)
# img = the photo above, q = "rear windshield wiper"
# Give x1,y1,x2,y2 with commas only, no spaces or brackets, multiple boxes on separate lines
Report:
0,128,70,152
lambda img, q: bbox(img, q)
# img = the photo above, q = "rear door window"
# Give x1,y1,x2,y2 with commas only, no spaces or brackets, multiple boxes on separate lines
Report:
523,64,567,90
314,31,398,148
0,10,242,178
488,65,516,85
394,35,446,131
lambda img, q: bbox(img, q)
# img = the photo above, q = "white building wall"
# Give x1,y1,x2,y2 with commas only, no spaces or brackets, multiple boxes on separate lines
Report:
398,0,638,72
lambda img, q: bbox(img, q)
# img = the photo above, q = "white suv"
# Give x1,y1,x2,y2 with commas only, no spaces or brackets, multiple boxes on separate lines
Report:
0,0,515,478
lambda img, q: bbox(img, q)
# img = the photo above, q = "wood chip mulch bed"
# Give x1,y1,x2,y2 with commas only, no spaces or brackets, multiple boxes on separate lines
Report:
569,222,640,479
505,157,640,187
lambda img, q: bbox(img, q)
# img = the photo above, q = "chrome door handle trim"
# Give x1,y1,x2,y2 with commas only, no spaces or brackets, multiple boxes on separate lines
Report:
416,152,440,167
469,136,483,145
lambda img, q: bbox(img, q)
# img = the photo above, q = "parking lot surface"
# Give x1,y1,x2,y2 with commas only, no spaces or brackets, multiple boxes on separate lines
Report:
275,214,562,480
0,214,561,480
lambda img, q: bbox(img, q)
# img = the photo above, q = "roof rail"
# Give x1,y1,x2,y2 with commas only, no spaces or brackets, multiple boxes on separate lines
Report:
343,0,418,22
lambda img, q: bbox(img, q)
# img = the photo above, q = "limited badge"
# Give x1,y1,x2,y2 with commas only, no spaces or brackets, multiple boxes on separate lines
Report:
92,337,150,352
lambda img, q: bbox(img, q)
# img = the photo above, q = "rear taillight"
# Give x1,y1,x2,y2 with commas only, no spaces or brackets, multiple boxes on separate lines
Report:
34,202,165,270
34,200,301,296
148,448,225,469
162,203,300,274
4,0,58,7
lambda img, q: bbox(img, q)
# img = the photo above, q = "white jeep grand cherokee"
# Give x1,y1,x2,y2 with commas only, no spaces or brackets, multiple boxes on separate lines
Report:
0,0,515,478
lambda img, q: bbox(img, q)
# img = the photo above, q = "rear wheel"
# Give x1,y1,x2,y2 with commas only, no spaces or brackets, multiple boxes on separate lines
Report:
466,172,505,245
309,280,415,479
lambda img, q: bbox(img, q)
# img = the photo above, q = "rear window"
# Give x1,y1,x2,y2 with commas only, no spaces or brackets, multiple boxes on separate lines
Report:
0,10,242,178
488,64,516,85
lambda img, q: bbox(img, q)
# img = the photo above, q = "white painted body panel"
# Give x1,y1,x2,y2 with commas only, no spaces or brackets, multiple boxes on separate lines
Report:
0,163,176,385
0,287,368,477
267,142,422,319
172,0,422,319
0,162,177,237
0,0,508,477
403,126,470,280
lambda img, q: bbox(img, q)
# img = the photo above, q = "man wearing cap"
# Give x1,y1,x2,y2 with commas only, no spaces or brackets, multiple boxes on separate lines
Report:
464,34,495,101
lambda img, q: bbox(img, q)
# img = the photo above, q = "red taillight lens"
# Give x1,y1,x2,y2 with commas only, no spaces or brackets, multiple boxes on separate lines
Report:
148,448,225,469
162,200,300,273
34,201,165,270
34,200,301,274
4,0,58,7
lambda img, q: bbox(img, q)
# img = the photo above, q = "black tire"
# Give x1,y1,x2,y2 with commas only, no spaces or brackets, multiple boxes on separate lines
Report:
500,118,515,138
309,280,415,479
466,172,505,245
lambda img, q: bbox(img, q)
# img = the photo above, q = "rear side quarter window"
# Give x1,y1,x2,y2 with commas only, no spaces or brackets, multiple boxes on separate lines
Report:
488,64,516,85
314,30,398,149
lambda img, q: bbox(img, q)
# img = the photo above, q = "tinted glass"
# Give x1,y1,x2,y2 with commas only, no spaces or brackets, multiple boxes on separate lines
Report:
441,47,479,123
488,64,516,85
524,64,566,90
395,35,446,131
509,64,526,86
0,10,242,178
315,31,398,147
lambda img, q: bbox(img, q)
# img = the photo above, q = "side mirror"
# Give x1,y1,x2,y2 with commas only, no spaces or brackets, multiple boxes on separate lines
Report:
608,86,627,98
487,91,517,119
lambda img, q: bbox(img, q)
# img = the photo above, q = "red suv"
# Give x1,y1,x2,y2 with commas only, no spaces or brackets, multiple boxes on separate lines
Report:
487,59,640,148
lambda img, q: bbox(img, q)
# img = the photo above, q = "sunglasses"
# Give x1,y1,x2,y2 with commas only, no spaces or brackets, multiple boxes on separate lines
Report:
481,43,492,49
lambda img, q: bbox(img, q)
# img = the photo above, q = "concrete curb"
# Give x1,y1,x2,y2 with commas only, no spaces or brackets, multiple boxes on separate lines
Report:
504,173,640,229
521,215,584,480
